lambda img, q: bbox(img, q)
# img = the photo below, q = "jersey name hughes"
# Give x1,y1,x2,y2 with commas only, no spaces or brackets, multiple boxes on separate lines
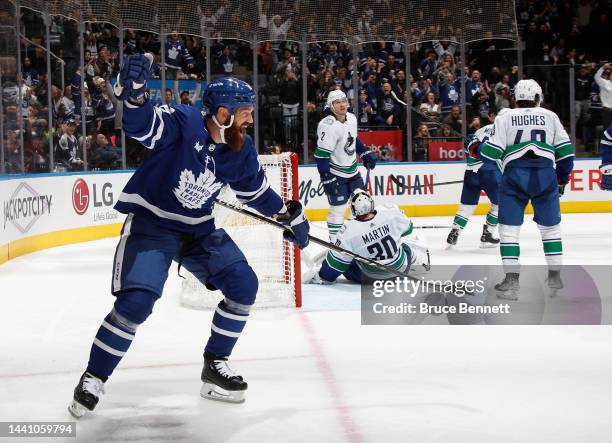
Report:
511,115,546,127
361,223,391,244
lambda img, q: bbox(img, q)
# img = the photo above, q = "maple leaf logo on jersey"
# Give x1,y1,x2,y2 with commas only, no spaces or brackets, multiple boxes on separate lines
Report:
173,168,223,209
194,141,204,152
168,46,179,60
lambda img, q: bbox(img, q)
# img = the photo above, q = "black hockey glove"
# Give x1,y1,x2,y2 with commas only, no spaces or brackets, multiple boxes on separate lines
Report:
276,200,310,249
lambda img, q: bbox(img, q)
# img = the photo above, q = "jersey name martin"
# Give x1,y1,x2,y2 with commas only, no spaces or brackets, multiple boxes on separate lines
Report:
361,223,391,244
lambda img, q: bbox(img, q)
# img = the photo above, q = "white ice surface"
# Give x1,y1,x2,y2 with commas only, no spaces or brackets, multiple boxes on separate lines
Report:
1,214,612,443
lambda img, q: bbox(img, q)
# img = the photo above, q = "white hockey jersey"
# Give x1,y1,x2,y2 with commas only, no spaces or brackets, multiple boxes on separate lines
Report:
325,205,414,279
314,112,359,178
481,107,573,172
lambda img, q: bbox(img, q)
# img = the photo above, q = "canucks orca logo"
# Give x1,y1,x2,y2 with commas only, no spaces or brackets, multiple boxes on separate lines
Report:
344,132,355,155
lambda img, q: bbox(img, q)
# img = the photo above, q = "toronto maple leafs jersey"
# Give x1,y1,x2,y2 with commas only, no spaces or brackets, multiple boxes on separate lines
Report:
322,205,414,280
315,112,359,178
481,107,574,172
115,100,283,233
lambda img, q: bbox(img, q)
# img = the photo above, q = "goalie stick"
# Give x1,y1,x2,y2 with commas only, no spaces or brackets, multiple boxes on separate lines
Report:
214,198,417,280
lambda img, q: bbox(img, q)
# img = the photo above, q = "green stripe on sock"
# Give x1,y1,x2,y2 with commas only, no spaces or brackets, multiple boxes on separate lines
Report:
543,241,562,254
486,212,498,226
327,223,343,234
454,214,468,228
500,244,520,258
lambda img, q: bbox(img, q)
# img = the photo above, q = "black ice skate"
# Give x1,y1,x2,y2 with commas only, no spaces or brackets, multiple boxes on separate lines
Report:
545,270,563,296
495,272,520,300
68,371,105,418
480,224,500,248
201,353,247,403
446,228,460,248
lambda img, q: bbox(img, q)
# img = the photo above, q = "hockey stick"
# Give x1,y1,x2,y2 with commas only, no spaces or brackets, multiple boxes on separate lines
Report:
390,90,472,144
414,225,452,229
214,198,414,279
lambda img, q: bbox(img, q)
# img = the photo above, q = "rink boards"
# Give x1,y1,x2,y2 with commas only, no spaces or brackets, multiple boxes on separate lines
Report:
1,159,611,264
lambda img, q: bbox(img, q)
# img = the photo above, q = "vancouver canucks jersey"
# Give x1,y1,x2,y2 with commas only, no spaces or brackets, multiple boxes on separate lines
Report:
115,101,283,232
315,112,359,178
324,205,414,280
481,107,574,172
466,124,501,172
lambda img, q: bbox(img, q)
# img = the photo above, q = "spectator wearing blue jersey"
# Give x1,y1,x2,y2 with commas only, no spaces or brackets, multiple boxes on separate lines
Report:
419,50,437,79
438,72,461,114
357,89,375,125
376,81,400,126
22,57,38,87
217,46,235,75
165,32,195,79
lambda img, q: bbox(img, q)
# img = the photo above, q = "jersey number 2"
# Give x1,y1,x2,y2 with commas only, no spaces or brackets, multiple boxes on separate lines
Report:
366,235,398,261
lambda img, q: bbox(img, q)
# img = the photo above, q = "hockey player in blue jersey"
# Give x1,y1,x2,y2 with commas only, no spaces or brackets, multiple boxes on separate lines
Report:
599,124,612,191
68,53,310,417
446,109,507,249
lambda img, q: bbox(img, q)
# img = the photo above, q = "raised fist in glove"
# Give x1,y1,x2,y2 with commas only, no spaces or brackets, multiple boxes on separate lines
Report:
321,172,340,196
360,150,377,170
113,53,154,104
600,163,612,191
276,200,310,249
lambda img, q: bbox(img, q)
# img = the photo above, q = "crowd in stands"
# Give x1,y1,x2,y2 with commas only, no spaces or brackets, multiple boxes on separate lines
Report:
2,1,611,173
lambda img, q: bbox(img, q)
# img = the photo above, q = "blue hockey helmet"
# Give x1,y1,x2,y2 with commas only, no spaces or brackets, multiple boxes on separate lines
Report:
201,77,256,117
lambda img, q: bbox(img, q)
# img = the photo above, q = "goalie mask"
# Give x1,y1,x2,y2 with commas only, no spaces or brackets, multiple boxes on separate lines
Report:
350,189,375,218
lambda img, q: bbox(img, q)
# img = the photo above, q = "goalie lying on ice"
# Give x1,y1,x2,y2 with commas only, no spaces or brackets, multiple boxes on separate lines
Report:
306,189,431,284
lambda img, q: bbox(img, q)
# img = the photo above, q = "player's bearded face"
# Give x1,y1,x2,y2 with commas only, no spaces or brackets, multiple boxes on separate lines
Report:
224,106,254,151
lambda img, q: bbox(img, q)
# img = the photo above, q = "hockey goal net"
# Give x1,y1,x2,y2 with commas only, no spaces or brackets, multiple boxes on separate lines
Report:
179,152,302,309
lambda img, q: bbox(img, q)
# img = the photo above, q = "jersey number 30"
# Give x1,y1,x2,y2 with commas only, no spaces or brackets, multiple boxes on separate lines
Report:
366,235,398,261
